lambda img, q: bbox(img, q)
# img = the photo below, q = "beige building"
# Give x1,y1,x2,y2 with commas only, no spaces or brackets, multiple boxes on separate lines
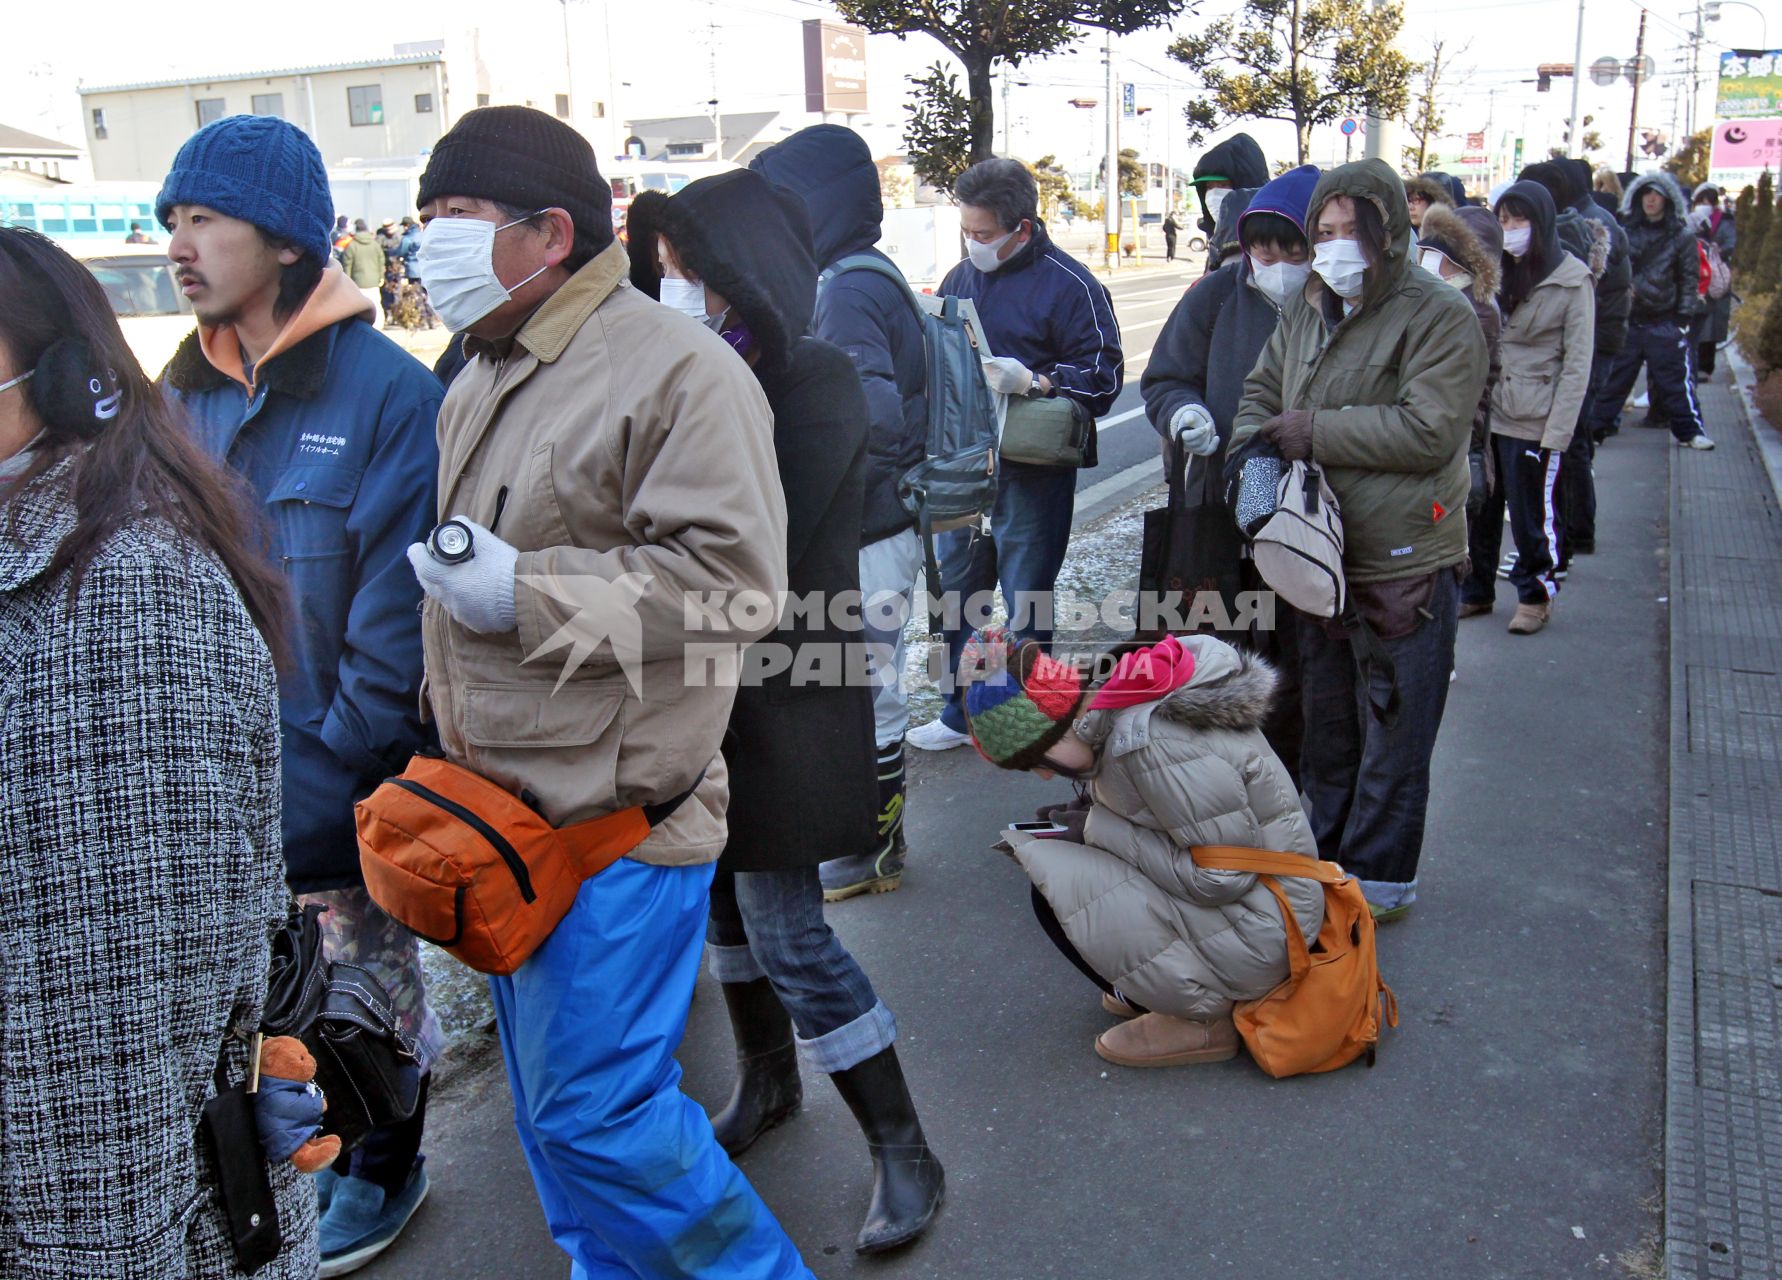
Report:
80,52,450,183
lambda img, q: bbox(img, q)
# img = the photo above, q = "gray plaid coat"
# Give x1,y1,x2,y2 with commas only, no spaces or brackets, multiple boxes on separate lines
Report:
0,459,318,1278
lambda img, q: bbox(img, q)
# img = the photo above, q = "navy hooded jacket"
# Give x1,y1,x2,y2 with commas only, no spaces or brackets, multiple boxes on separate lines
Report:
1143,164,1318,447
938,220,1124,450
751,125,926,544
164,302,441,893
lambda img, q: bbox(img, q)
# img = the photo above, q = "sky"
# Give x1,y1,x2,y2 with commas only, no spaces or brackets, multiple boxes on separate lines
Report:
2,0,1766,179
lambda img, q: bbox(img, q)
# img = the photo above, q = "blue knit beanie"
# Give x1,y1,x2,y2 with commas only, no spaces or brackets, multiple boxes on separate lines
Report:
155,115,333,262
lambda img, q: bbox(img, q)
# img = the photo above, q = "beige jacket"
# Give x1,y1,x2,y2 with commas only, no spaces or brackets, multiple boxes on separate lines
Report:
1015,638,1324,1022
422,242,788,866
1489,253,1596,451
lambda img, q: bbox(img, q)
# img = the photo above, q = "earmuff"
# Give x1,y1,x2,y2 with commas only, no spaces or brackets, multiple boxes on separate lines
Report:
28,337,122,440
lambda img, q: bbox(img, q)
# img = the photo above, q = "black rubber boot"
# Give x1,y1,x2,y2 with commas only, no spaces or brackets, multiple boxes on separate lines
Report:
829,1046,944,1253
709,978,802,1157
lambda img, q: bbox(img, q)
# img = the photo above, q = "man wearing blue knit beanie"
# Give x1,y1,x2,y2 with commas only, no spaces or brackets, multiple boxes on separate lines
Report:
157,113,447,1277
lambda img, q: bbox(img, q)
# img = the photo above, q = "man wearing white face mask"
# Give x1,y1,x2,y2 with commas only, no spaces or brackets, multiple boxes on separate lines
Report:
1140,162,1321,779
1231,159,1488,924
906,158,1123,752
404,107,816,1280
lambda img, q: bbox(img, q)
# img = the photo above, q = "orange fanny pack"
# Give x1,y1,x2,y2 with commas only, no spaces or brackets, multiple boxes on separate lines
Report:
354,754,701,976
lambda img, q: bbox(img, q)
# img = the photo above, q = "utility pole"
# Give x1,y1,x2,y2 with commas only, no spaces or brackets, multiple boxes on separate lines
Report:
1687,0,1703,139
708,7,722,163
1002,69,1011,154
1569,0,1587,156
560,0,575,130
1363,0,1398,162
1626,8,1647,173
1103,29,1119,270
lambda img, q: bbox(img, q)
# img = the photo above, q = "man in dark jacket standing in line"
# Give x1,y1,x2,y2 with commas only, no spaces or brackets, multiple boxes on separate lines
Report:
1231,159,1489,922
158,114,445,1274
1191,133,1268,271
749,125,928,901
1586,171,1712,450
907,158,1123,752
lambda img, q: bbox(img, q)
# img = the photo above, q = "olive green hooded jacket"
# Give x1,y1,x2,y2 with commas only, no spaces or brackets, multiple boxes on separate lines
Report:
1232,159,1489,586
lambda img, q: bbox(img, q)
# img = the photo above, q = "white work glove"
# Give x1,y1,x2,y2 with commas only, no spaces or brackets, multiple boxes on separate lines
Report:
407,517,519,634
981,355,1035,397
1170,402,1219,457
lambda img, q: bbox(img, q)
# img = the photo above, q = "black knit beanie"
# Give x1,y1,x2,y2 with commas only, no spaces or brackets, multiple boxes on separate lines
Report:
418,106,613,251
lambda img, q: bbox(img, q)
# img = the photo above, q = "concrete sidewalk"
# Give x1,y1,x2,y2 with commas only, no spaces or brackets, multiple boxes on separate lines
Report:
1663,369,1782,1279
365,415,1685,1279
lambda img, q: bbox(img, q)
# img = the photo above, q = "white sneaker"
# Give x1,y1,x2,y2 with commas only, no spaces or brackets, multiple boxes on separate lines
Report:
1684,434,1716,451
906,719,972,751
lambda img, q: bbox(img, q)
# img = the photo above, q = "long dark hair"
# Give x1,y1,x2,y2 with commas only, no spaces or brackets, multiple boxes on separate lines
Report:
1496,193,1555,316
0,227,289,661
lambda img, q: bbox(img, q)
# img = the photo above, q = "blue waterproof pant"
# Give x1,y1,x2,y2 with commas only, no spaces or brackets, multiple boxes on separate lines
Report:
487,859,815,1279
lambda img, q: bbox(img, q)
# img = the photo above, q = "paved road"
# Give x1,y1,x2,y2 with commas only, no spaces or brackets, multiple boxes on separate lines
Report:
1077,264,1202,487
365,300,1676,1276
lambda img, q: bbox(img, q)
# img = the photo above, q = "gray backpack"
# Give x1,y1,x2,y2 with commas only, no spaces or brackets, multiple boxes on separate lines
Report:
819,254,999,625
1249,461,1347,620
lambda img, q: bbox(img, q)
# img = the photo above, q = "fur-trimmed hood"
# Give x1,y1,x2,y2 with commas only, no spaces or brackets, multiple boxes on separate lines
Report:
1416,203,1501,306
1404,175,1458,211
1077,637,1278,754
1621,170,1688,225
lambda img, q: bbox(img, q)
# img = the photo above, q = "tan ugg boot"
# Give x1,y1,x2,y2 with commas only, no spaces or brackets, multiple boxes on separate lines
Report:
1508,602,1550,634
1094,1012,1239,1067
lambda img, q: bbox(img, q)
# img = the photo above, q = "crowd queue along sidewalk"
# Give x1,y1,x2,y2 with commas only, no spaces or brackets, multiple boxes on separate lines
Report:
0,101,1746,1279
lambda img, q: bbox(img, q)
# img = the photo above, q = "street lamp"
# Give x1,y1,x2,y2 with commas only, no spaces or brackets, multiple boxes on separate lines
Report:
1705,1,1769,53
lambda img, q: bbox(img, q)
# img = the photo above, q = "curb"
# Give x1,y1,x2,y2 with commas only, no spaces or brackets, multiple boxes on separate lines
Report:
1724,343,1782,504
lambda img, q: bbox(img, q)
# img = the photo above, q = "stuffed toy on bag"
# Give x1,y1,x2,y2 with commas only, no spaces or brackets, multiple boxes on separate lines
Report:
252,1035,342,1173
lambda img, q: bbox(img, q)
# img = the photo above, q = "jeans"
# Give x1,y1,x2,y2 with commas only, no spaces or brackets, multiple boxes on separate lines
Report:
1465,437,1562,607
488,861,813,1279
1297,569,1459,909
858,528,923,747
937,460,1079,732
1589,319,1704,442
706,867,896,1074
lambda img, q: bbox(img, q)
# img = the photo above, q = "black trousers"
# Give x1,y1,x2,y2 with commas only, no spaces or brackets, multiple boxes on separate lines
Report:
1466,435,1562,607
1589,319,1705,442
1557,353,1609,559
1029,885,1149,1013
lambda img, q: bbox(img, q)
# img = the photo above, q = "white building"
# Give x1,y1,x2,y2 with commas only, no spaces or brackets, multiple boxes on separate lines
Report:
80,52,451,183
0,123,88,184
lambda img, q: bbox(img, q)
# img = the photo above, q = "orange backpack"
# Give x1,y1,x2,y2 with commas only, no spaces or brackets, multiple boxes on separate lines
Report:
355,754,699,976
1191,846,1399,1077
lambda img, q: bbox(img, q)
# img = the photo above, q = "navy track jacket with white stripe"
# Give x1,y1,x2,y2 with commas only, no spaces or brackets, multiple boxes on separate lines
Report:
940,220,1124,426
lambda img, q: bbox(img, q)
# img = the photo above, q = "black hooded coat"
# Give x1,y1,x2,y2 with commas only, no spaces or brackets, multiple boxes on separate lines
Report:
653,169,880,872
1619,172,1702,325
1192,133,1268,234
750,125,926,545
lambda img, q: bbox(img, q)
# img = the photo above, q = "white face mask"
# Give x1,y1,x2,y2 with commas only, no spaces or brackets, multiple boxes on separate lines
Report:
966,225,1020,273
1501,225,1532,257
658,276,707,321
1443,270,1474,292
1311,238,1369,299
1205,188,1231,223
1248,256,1311,308
417,211,550,332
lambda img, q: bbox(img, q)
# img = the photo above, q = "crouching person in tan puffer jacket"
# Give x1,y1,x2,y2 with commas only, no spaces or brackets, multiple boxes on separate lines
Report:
961,628,1323,1068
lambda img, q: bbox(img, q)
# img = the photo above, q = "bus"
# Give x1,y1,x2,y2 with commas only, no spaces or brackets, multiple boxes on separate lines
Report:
0,183,166,246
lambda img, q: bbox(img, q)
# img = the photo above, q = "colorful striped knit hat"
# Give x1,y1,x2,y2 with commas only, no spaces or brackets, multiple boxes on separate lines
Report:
961,627,1087,770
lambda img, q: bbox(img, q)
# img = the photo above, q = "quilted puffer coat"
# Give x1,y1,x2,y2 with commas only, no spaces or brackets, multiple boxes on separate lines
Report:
1015,637,1324,1021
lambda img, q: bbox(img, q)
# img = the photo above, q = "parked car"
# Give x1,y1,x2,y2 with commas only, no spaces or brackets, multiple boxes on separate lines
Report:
78,245,192,379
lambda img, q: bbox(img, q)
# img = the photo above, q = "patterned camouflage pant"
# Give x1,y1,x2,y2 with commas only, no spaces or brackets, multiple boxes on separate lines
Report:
297,886,447,1072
